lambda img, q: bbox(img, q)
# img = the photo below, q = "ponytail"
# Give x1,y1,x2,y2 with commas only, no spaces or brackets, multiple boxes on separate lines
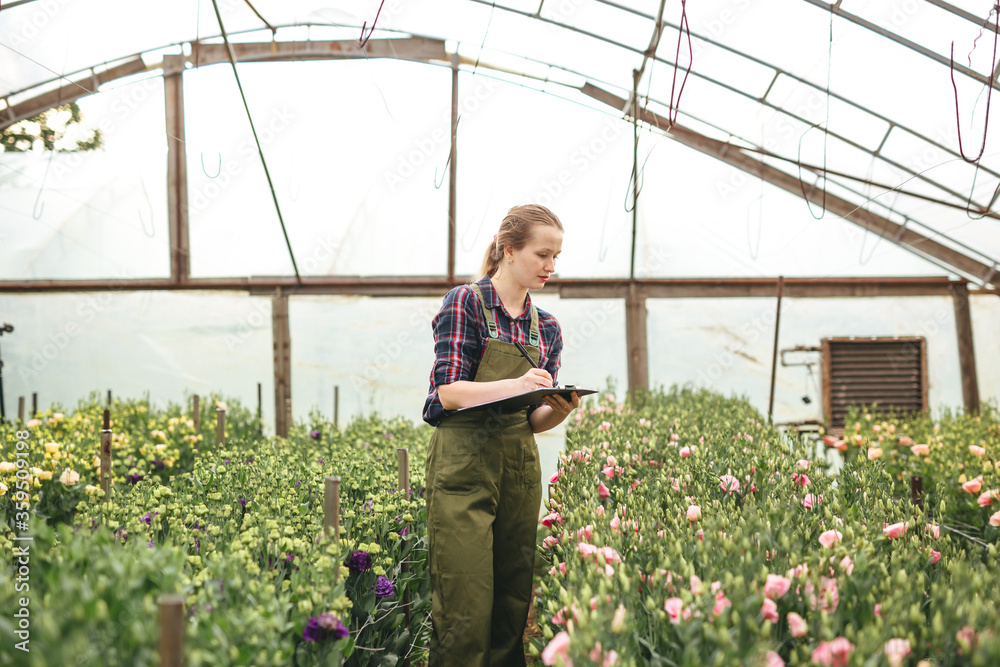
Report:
469,204,563,284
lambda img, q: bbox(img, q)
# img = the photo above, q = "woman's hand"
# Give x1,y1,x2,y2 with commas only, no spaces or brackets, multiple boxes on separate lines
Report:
518,368,553,393
543,391,581,419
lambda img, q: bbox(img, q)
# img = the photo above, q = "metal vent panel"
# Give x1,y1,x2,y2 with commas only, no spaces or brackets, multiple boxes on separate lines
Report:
822,337,928,428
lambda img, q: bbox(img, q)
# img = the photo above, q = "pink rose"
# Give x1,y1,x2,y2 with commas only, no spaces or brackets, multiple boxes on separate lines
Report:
818,529,842,548
874,603,882,618
802,494,820,509
578,542,598,557
787,611,808,638
925,523,940,539
797,460,810,469
609,515,621,532
719,474,740,494
542,536,560,549
867,447,883,461
598,421,611,431
596,505,605,516
882,522,908,539
680,446,691,458
541,512,563,527
911,444,929,456
664,597,683,624
969,445,986,457
761,597,779,622
811,637,854,667
822,435,837,447
548,470,560,483
598,482,610,500
898,436,914,447
792,473,810,487
839,555,854,576
956,625,976,654
690,575,704,595
928,548,941,564
764,574,791,599
977,489,998,507
962,477,983,494
541,631,572,667
602,464,616,479
765,650,784,667
884,638,912,667
712,590,731,616
808,577,839,613
697,528,704,541
834,439,847,452
990,510,1000,527
686,505,701,522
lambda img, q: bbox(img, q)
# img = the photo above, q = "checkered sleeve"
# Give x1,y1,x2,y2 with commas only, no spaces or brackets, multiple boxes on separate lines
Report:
422,286,481,425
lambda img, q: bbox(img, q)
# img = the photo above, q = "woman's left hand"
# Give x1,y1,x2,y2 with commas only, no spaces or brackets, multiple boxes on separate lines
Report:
543,391,581,419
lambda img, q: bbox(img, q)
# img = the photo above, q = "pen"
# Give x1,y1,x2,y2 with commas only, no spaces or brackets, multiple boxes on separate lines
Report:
513,340,540,369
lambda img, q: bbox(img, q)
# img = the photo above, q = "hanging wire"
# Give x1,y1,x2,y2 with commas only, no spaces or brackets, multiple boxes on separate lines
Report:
209,0,302,283
666,0,692,129
31,151,55,220
137,168,156,237
950,1,999,163
359,0,388,48
473,1,499,75
200,151,222,178
797,8,833,219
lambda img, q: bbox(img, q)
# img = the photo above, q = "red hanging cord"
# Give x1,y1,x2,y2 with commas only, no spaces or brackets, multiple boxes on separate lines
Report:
950,2,1000,163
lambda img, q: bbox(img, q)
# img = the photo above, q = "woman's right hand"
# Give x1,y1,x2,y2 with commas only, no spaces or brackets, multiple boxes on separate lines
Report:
518,368,554,393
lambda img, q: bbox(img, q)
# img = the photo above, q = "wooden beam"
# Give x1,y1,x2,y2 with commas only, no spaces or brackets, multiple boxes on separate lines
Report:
0,275,978,297
190,37,447,67
163,55,190,284
625,282,649,396
272,289,291,437
447,53,458,283
581,84,999,287
0,57,147,131
951,282,980,414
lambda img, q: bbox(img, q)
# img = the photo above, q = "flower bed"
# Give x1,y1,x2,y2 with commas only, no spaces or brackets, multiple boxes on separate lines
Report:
535,388,1000,666
0,397,431,666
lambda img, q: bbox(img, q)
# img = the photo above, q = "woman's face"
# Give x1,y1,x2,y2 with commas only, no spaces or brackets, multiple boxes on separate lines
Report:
506,224,562,290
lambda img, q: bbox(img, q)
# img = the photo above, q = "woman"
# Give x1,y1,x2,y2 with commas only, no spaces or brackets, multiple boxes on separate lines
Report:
422,204,581,666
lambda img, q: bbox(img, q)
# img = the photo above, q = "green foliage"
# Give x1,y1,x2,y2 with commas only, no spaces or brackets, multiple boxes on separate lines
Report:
1,102,103,152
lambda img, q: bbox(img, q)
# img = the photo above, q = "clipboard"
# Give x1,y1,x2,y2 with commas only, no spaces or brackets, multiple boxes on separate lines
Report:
452,384,597,414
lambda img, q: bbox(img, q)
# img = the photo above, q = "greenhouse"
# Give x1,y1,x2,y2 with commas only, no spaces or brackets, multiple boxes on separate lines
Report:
1,0,999,665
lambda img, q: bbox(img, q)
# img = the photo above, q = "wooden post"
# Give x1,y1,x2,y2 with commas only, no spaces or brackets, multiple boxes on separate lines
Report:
192,394,200,433
334,385,339,430
107,389,112,407
446,52,459,283
18,396,24,423
767,276,785,425
625,282,649,399
164,54,190,283
951,282,980,414
216,408,225,446
31,392,37,417
911,476,923,510
324,476,341,542
273,288,291,437
158,594,185,667
285,397,292,433
100,409,112,501
257,382,263,435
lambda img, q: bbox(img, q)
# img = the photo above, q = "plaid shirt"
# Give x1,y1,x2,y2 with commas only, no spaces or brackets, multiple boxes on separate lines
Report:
422,276,563,426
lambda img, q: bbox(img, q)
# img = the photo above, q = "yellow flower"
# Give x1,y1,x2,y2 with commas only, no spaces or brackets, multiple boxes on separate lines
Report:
155,443,167,452
36,470,53,481
85,485,100,496
0,483,7,496
59,468,80,486
44,442,60,453
0,462,16,474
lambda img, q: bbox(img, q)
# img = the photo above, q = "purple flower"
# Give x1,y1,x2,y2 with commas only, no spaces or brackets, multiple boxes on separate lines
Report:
223,458,230,465
294,480,301,487
384,432,394,439
317,458,324,464
127,473,144,484
303,614,349,642
310,429,321,440
151,460,166,471
147,540,154,548
142,512,152,525
347,551,372,573
195,537,200,555
286,553,295,563
399,525,409,537
238,497,247,508
374,576,395,599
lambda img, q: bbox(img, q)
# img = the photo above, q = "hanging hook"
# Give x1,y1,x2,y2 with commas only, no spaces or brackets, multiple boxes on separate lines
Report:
32,191,45,220
434,115,462,190
201,151,222,178
358,0,387,47
950,2,1000,163
666,0,692,129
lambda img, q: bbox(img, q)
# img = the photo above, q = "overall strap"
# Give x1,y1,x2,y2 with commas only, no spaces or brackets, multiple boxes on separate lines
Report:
528,304,540,347
469,285,499,339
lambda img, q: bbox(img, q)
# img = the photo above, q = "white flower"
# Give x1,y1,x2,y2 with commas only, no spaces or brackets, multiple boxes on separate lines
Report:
44,442,60,453
59,468,80,486
0,461,16,474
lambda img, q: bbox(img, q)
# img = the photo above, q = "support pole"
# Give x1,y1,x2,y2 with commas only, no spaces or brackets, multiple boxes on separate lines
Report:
273,288,291,437
32,392,37,417
192,394,200,434
216,408,226,446
107,389,111,407
447,52,459,283
397,446,411,667
767,276,785,424
18,396,24,423
324,476,341,542
334,385,339,430
164,54,190,283
158,594,185,667
625,282,649,399
257,381,263,435
100,409,112,501
951,282,980,414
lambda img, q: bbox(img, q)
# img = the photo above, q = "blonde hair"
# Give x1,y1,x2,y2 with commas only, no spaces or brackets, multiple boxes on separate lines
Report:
472,204,564,283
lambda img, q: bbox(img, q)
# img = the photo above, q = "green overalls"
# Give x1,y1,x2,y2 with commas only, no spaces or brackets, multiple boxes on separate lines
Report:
425,284,544,667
